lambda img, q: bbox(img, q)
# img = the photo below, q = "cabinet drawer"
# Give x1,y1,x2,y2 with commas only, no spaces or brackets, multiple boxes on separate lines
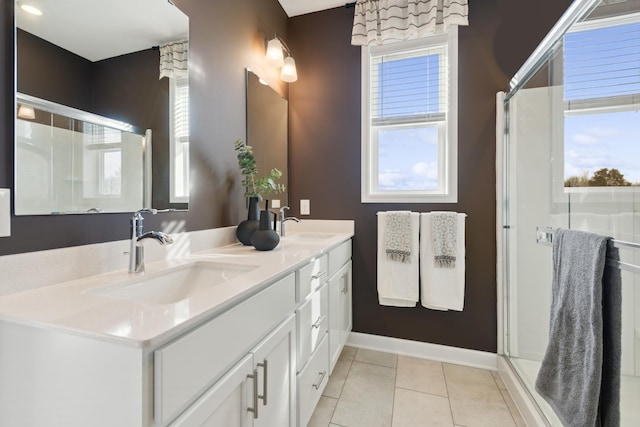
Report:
154,273,296,426
297,335,329,427
296,283,328,371
296,255,327,302
328,240,351,278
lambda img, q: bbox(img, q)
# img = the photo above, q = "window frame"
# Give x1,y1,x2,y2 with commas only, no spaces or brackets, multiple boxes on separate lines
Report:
169,76,190,203
361,27,458,203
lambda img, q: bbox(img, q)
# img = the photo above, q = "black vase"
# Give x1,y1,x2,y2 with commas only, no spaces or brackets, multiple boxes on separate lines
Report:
251,209,280,251
236,197,260,245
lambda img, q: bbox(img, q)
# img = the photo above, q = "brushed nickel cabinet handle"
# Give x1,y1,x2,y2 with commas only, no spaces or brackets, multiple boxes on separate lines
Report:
312,371,327,389
257,360,268,406
312,271,326,280
341,274,348,293
311,315,326,329
247,369,259,419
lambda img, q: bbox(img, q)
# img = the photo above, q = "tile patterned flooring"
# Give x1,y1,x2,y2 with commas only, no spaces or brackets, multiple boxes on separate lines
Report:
309,347,526,427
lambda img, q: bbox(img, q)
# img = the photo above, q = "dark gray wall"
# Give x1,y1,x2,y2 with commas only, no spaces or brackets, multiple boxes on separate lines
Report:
0,0,288,256
287,0,574,353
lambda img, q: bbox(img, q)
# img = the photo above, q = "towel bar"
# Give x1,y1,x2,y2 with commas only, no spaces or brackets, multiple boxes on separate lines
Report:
534,226,640,275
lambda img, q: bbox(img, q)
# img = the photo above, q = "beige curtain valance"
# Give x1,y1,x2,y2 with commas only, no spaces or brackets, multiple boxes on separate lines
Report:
351,0,469,46
159,40,189,79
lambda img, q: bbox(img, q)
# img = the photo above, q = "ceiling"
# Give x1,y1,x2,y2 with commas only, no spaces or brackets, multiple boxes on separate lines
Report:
277,0,347,17
15,0,188,62
14,0,342,62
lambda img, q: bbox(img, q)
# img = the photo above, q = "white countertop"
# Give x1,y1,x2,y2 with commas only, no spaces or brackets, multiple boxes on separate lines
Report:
0,228,353,348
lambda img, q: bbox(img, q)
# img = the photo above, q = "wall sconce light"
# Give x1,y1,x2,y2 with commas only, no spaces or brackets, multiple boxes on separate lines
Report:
17,104,35,120
265,33,297,83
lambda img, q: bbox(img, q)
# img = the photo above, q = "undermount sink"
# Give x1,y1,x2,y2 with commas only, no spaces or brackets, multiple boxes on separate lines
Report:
283,232,336,242
87,261,259,305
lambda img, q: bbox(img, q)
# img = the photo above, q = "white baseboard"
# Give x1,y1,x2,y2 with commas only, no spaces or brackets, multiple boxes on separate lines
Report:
346,332,498,371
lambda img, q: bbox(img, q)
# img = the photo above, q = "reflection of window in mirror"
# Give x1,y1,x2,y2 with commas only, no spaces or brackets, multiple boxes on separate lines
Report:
83,125,123,199
563,14,640,189
170,77,190,202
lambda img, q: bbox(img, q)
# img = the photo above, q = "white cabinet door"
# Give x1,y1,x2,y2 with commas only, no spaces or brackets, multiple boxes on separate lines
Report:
339,261,353,348
169,354,254,427
329,261,352,372
251,315,296,427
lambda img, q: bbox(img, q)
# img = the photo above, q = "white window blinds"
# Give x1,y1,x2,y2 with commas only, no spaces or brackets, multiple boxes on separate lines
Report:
564,19,640,109
370,43,448,127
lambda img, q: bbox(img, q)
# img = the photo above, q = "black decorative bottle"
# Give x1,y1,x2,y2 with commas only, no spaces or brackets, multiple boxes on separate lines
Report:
251,209,280,251
236,196,260,245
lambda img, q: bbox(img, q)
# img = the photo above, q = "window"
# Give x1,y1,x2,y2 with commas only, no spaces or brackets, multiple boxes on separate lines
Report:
563,14,640,189
170,77,190,202
361,28,458,203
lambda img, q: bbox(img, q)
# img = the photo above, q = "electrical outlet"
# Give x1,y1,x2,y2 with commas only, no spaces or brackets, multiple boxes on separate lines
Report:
271,199,280,209
300,199,310,215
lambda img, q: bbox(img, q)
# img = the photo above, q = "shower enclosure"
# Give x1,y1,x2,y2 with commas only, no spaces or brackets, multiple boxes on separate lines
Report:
499,0,640,424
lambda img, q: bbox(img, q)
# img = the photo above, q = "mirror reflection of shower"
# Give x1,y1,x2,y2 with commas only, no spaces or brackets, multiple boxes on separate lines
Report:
15,94,146,215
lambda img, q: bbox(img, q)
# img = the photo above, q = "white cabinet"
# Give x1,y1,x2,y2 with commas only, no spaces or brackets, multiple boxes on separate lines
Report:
170,316,296,427
328,261,352,372
155,274,296,425
328,240,353,373
0,236,352,427
296,282,329,371
251,315,296,427
169,355,254,427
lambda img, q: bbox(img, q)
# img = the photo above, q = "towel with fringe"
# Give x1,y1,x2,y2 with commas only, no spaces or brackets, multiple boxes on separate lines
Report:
420,212,466,311
377,211,419,307
385,211,413,263
431,211,458,268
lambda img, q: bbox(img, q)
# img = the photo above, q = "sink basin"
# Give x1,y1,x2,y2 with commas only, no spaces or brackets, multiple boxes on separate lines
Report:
88,261,258,305
283,232,336,243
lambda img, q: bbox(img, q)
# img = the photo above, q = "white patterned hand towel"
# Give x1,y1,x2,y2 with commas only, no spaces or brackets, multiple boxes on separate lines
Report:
431,212,458,268
377,212,419,307
385,211,413,263
420,212,466,311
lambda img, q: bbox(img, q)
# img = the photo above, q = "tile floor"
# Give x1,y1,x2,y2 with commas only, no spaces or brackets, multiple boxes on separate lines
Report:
309,347,526,427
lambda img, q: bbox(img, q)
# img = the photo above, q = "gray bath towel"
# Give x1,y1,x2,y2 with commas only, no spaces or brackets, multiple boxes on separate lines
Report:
535,229,621,427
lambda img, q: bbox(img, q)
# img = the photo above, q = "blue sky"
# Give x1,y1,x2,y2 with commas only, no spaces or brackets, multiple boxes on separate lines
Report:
375,53,441,191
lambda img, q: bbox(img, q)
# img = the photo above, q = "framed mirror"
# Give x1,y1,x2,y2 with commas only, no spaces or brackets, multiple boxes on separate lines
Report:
245,69,289,209
14,0,189,215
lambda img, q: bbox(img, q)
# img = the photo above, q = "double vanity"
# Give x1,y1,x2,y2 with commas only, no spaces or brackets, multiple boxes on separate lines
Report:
0,222,353,427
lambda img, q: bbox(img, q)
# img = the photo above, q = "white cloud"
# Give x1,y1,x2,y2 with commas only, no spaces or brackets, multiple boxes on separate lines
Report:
573,133,601,145
411,161,438,180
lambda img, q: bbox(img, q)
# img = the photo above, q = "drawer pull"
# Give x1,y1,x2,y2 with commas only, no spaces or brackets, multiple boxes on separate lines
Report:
341,275,348,293
257,360,268,406
311,315,326,330
247,369,259,419
312,271,327,280
312,371,327,389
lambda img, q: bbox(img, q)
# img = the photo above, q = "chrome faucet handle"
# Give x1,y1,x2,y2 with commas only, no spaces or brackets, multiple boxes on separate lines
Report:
280,206,290,216
133,208,157,218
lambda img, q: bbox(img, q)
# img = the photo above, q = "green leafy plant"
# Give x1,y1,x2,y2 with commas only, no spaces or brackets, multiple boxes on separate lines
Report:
234,139,285,200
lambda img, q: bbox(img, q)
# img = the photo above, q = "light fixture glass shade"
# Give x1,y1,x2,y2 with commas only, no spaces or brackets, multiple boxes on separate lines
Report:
266,38,284,68
18,2,43,16
17,104,35,120
280,56,298,83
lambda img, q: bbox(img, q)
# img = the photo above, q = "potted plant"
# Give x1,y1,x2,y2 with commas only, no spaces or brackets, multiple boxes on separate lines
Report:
234,139,285,246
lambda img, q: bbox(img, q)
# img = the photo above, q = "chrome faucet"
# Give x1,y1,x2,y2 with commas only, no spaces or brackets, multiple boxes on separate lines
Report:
129,209,174,273
279,206,300,237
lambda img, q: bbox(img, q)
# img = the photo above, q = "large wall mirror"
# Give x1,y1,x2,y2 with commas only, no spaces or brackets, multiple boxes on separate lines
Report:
14,0,189,215
246,69,288,208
